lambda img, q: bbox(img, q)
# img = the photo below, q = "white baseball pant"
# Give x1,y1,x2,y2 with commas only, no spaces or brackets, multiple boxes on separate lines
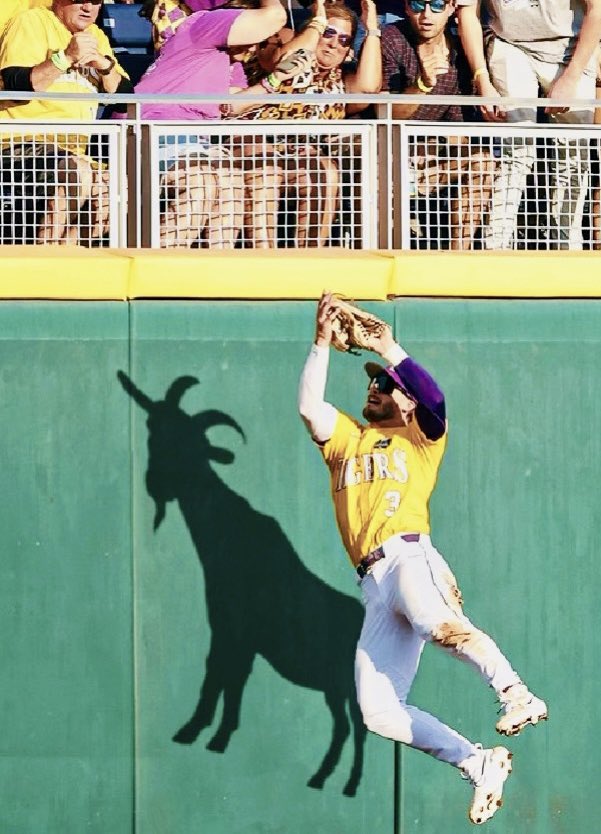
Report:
355,534,520,773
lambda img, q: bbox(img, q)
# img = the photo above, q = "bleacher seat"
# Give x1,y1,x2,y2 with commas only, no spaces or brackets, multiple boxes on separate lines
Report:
100,3,154,86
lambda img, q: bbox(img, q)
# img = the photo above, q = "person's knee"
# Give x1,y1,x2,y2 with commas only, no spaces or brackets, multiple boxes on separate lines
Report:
428,618,479,654
360,705,412,743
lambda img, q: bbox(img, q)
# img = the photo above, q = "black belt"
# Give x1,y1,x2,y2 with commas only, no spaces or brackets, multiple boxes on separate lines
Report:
356,533,421,579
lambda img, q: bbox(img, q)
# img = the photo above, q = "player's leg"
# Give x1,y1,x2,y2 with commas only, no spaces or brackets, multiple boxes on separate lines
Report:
355,569,512,824
390,536,547,735
356,571,474,760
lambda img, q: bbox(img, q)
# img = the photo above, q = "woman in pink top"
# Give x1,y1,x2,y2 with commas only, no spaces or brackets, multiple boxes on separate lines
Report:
135,0,287,247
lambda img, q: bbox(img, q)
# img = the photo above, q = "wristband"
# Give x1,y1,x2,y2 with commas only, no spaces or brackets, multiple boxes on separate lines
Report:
50,50,71,73
473,67,488,81
97,55,116,76
313,14,328,24
261,73,281,93
366,28,381,38
416,76,433,93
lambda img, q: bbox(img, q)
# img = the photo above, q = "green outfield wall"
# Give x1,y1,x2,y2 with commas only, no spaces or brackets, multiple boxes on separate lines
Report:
0,295,597,834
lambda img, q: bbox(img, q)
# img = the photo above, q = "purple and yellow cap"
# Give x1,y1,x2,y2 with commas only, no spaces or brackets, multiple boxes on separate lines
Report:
364,360,446,439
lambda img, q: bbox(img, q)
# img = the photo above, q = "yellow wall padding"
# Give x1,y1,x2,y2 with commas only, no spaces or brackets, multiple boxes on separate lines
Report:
0,248,131,299
1,248,601,301
388,251,601,298
127,250,394,300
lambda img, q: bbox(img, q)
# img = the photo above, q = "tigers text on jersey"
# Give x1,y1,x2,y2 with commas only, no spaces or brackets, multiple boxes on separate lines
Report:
320,411,447,566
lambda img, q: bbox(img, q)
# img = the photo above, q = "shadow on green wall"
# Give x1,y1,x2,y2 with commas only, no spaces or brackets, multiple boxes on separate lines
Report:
117,371,367,797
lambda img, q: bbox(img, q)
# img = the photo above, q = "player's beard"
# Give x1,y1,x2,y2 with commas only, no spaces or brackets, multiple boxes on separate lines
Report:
363,400,396,423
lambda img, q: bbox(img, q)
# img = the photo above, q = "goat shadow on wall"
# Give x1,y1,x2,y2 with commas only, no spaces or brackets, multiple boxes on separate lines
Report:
117,371,366,797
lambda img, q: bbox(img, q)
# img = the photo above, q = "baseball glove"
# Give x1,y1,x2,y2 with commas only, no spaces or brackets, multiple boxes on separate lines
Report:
329,297,389,354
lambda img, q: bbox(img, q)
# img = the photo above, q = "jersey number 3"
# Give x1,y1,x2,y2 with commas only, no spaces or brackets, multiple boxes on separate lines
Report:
384,490,401,517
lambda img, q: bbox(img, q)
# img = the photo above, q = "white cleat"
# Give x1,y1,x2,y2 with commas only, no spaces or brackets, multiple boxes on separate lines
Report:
496,683,548,737
468,746,513,825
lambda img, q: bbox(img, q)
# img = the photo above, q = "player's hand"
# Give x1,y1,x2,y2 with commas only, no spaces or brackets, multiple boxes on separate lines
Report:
315,291,337,347
417,42,450,90
363,319,395,357
64,33,98,67
475,73,507,122
545,71,578,115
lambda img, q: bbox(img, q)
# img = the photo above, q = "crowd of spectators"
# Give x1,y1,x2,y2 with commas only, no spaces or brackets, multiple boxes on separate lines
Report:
0,0,600,248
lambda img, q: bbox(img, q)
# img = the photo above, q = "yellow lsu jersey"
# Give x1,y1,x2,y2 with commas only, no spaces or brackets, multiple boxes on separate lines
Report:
320,411,447,567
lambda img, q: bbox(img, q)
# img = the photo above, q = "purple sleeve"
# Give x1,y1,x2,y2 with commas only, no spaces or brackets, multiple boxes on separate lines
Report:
187,8,243,49
397,357,446,440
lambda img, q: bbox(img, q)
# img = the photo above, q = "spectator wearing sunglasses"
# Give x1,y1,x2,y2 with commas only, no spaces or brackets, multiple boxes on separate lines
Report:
456,0,601,250
0,0,132,244
381,0,495,250
230,0,381,247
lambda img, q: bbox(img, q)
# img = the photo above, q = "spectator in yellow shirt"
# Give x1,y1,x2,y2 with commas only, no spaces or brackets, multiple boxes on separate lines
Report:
0,0,132,244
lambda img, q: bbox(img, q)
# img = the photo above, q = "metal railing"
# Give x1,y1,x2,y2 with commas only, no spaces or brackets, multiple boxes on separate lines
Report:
1,91,600,250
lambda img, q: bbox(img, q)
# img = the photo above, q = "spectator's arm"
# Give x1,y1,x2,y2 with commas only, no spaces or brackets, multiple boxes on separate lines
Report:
545,0,601,113
345,0,381,113
227,0,287,47
455,2,505,121
267,0,326,64
227,48,314,114
455,3,486,77
390,85,423,118
30,58,66,92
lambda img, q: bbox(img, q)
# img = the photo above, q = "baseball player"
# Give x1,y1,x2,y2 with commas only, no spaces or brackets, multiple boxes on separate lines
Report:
298,292,548,825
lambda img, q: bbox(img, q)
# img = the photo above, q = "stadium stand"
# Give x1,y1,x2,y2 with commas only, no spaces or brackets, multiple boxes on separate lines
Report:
100,3,154,86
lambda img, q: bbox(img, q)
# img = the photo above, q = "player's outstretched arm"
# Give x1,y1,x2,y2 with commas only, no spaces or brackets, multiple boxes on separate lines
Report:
298,292,339,443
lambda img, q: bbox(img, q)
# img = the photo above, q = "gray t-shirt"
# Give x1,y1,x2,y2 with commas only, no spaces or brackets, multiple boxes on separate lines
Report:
457,0,586,63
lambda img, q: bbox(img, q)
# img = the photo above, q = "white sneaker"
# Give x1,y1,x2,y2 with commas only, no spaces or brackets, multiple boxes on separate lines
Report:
496,683,548,736
468,746,513,825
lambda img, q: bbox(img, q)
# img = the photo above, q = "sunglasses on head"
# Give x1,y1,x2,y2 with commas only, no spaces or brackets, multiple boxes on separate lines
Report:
71,0,103,5
408,0,448,12
322,26,353,48
368,373,397,396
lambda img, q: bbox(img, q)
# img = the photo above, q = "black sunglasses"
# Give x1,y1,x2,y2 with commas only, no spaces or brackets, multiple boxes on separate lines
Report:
322,26,353,49
71,0,103,5
408,0,448,12
368,373,397,395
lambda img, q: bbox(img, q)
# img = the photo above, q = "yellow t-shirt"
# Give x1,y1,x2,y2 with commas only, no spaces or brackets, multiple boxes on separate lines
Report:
0,8,127,154
0,0,51,38
320,412,447,566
